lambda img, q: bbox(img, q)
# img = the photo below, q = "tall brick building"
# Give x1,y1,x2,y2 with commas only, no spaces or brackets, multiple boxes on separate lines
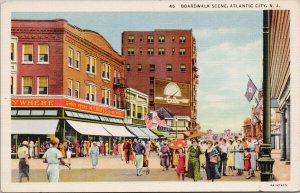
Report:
122,30,198,124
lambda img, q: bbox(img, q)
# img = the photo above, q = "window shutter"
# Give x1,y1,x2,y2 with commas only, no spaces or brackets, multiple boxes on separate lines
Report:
23,77,32,86
24,45,33,54
39,77,48,87
39,45,48,54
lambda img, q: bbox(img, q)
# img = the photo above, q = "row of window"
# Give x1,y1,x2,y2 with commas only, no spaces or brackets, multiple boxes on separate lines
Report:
127,48,186,56
21,77,121,108
126,102,148,119
22,44,49,63
127,35,186,44
126,64,186,72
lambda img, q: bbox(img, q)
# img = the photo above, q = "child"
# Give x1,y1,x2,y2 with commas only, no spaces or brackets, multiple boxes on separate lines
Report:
243,148,251,179
176,148,186,181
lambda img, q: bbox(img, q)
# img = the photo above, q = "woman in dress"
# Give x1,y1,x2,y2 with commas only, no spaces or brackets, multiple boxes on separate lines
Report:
105,141,109,156
90,141,99,168
176,148,185,181
234,139,244,176
83,141,87,157
66,141,73,164
227,139,235,176
247,137,257,177
205,140,219,181
199,141,207,172
186,139,202,181
129,140,134,164
113,142,118,155
101,141,105,156
34,141,39,159
43,137,70,182
75,140,80,157
86,141,91,157
123,140,130,163
145,141,151,158
29,141,35,159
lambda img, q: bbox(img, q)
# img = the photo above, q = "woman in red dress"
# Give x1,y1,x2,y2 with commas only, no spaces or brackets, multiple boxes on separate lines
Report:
244,148,251,179
123,140,130,164
101,142,105,156
113,142,118,155
75,140,80,157
176,148,186,181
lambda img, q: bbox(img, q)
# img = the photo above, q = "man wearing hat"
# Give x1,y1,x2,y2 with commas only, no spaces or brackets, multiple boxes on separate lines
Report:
134,139,145,176
17,141,30,182
90,141,99,169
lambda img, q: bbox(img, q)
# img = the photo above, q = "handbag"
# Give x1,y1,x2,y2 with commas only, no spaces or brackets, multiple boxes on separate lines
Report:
210,155,218,164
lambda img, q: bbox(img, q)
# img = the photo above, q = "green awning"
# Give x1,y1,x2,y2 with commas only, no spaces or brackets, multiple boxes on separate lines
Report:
150,129,175,139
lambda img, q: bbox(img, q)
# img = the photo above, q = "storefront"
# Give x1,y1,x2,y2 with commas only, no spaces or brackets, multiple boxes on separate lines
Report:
11,96,133,158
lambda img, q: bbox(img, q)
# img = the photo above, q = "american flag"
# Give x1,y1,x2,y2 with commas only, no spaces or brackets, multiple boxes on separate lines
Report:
155,116,166,127
144,113,153,129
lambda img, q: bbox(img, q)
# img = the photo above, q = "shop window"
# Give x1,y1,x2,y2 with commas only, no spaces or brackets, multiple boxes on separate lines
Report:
180,64,186,72
128,48,134,55
22,77,32,95
158,36,165,43
23,44,33,63
158,48,165,55
38,77,48,95
75,81,80,98
128,35,134,43
102,63,110,80
86,56,96,74
68,79,73,96
147,36,154,43
147,48,154,55
75,52,80,69
38,44,49,63
179,48,186,56
149,64,155,72
179,36,186,43
138,64,142,71
68,48,74,67
166,64,172,72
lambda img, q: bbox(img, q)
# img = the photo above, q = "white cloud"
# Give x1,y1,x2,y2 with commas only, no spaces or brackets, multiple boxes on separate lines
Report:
194,27,243,39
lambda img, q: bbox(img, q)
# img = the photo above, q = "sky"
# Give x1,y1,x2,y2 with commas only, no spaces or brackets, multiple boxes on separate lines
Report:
12,11,263,133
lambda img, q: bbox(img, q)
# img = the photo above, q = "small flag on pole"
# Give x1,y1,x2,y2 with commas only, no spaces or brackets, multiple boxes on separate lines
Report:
144,113,153,129
245,78,257,102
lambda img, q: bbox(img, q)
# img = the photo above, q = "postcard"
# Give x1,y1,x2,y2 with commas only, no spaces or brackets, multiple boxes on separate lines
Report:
1,0,300,192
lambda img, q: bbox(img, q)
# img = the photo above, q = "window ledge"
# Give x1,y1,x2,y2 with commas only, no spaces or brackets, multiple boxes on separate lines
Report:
37,62,49,65
102,77,110,82
22,62,34,65
86,72,96,77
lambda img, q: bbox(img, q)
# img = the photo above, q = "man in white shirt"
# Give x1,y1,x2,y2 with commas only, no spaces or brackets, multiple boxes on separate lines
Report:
219,138,229,176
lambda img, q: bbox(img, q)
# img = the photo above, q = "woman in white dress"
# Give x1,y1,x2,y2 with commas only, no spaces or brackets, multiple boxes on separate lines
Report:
29,141,35,158
43,137,70,182
234,139,244,176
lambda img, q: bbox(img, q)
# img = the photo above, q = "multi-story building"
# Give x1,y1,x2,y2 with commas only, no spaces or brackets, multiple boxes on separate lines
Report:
11,35,18,95
11,19,135,156
122,30,198,133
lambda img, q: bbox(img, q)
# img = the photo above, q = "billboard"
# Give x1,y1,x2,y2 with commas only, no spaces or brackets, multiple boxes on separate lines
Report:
154,79,191,106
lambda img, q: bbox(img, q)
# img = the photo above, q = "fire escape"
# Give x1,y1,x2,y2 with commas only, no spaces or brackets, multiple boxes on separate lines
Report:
113,77,127,109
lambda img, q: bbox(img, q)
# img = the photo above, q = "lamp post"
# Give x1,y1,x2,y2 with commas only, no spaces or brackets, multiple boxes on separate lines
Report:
257,10,275,181
175,118,178,139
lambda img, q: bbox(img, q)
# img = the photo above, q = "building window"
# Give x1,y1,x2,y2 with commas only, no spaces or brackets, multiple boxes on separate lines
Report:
180,64,186,72
179,48,186,56
150,77,154,84
75,81,80,98
23,44,33,63
179,36,186,43
172,48,175,54
118,95,121,108
38,77,48,95
147,36,154,43
102,63,110,80
22,77,32,94
127,64,131,71
140,35,143,42
149,101,154,106
138,64,142,71
38,44,49,63
132,104,136,117
172,36,175,42
137,106,143,119
158,36,165,43
128,35,134,43
86,84,96,102
11,43,14,61
68,79,73,96
101,88,110,105
86,56,96,74
166,64,172,71
75,52,80,69
139,48,143,54
150,64,155,72
166,77,173,81
68,48,74,67
158,48,165,55
126,102,131,116
147,48,154,55
128,48,134,55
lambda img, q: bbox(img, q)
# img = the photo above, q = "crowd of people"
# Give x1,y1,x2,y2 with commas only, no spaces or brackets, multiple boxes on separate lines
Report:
17,135,261,183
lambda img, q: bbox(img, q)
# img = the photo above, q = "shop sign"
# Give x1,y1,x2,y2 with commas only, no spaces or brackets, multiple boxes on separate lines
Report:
154,79,190,106
11,98,125,118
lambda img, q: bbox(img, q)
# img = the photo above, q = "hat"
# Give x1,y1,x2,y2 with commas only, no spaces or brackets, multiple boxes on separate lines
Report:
192,139,198,143
93,141,97,144
22,141,29,146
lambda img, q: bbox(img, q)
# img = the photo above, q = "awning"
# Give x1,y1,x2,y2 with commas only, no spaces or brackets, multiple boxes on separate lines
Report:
67,120,111,136
149,129,165,138
11,119,59,135
126,126,149,139
101,124,134,137
138,127,159,139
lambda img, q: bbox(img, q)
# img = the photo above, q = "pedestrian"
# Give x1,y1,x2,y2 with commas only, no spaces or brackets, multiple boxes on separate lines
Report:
58,142,66,158
75,140,80,157
219,138,228,176
105,141,109,155
83,141,87,157
186,139,202,181
134,140,145,176
123,140,130,164
120,140,125,161
80,140,84,157
234,139,244,175
205,140,219,181
101,141,105,156
160,141,170,171
90,141,99,169
113,141,118,155
242,138,248,148
176,148,185,181
227,139,235,176
29,141,34,159
247,136,257,177
199,141,207,172
17,141,30,182
132,138,138,165
86,141,91,157
34,141,39,159
43,137,70,182
66,141,73,164
171,148,178,170
129,140,134,164
155,141,160,155
244,148,252,179
145,141,151,158
214,141,222,178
